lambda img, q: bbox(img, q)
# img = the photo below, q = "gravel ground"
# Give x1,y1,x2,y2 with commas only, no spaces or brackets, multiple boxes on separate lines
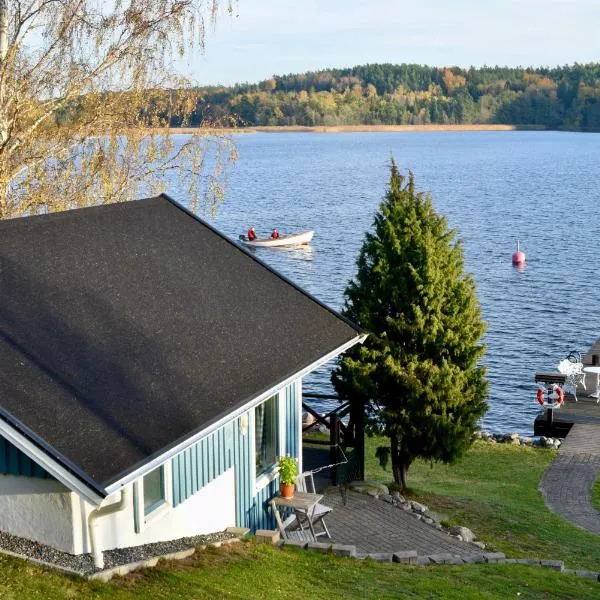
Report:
0,529,238,575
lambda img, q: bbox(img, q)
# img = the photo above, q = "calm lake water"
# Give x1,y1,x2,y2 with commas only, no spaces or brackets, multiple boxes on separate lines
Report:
170,131,600,435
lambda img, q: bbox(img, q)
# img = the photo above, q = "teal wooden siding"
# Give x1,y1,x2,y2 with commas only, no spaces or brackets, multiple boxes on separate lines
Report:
285,380,300,459
172,421,235,506
0,436,51,479
249,479,279,530
170,380,301,531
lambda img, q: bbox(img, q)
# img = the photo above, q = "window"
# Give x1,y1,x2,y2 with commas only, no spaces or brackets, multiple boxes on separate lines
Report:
143,466,166,516
255,394,278,477
134,464,172,532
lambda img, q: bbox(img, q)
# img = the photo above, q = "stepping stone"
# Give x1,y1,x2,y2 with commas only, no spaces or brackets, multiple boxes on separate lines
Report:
483,552,505,563
541,559,564,571
428,553,462,565
331,544,356,557
393,551,418,564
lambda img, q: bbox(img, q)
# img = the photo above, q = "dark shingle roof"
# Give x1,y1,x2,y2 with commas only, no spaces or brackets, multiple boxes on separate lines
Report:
0,196,360,492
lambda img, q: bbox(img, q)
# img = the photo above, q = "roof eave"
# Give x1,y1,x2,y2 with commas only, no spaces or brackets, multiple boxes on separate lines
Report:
0,416,106,505
103,332,367,494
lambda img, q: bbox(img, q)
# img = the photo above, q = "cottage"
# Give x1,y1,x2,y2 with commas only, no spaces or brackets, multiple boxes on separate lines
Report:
0,195,364,567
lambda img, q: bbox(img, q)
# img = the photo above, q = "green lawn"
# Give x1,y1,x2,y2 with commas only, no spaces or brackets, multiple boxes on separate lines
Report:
1,541,600,600
2,439,600,598
364,438,600,570
592,474,600,513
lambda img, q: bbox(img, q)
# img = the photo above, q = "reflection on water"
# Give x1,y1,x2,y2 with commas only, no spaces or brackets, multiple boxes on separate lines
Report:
238,242,314,262
252,245,314,261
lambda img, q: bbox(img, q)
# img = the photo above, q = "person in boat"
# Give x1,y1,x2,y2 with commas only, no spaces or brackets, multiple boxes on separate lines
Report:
270,229,279,240
247,226,256,241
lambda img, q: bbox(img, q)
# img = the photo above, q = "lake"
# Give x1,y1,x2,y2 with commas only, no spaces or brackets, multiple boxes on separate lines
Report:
170,130,600,435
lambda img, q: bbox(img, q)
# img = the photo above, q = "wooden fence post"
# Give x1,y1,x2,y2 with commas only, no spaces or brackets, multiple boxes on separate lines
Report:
355,403,365,481
329,414,339,486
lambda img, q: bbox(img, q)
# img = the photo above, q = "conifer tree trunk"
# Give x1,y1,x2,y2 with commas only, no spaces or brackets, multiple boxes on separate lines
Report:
390,433,408,489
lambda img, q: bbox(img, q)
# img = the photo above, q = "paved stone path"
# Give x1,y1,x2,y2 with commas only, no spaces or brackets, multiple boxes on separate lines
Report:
320,488,482,555
540,424,600,534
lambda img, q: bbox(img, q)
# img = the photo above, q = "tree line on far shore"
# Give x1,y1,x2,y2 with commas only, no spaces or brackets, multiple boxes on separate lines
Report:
170,63,600,130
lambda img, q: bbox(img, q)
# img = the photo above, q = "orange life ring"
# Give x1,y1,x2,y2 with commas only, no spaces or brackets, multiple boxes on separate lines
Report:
536,385,564,408
553,385,565,405
536,388,545,405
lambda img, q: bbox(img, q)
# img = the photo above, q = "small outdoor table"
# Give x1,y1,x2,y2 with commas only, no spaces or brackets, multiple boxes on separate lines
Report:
583,366,600,402
270,492,323,542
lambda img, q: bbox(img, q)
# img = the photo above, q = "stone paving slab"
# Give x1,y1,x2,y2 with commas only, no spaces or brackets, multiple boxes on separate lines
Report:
540,423,600,535
320,489,482,556
558,423,600,456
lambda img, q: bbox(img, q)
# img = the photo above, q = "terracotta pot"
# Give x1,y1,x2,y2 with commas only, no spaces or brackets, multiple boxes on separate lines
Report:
280,482,294,499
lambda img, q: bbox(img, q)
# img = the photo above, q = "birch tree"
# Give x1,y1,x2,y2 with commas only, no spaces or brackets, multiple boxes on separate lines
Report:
0,0,237,219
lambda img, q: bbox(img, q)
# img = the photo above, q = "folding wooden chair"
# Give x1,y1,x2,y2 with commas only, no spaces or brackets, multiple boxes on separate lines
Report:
271,499,314,542
295,471,332,539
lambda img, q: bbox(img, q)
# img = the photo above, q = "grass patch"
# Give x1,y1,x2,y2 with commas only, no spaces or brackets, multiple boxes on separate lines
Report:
364,437,600,570
302,431,329,446
3,436,600,597
1,541,599,599
592,474,600,513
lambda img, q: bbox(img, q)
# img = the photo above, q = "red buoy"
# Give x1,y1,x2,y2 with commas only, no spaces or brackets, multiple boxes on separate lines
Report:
512,240,526,265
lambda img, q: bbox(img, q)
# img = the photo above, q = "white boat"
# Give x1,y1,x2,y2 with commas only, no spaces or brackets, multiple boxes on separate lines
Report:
240,230,314,248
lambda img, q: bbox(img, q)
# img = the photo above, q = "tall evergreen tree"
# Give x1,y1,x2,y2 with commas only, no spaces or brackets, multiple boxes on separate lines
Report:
332,162,488,489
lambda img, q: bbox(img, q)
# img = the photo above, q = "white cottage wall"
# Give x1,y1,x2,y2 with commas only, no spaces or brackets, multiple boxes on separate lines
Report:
73,467,235,554
0,474,75,553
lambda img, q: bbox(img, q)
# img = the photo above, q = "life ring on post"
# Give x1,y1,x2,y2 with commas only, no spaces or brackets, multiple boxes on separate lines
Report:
536,388,545,405
553,385,565,406
536,385,564,409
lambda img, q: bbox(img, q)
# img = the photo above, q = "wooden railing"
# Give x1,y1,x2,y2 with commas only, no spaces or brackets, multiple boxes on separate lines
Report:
302,391,364,484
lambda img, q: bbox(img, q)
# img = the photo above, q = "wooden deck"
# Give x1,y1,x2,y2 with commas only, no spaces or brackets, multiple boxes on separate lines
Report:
534,362,600,437
534,395,600,437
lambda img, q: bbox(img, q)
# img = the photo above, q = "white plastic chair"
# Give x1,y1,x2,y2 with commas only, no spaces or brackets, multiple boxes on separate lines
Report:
557,356,586,401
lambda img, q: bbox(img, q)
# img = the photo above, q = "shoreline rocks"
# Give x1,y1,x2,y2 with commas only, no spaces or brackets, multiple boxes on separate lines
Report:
474,430,562,450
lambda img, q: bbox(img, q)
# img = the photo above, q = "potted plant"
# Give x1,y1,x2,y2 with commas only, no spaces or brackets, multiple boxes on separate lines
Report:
277,455,298,499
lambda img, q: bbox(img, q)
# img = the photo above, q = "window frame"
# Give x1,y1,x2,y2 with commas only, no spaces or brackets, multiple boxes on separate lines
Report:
253,391,285,493
134,462,173,531
143,465,167,516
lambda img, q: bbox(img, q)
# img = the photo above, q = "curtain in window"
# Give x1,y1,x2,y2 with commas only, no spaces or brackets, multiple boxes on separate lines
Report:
255,401,266,469
255,395,277,475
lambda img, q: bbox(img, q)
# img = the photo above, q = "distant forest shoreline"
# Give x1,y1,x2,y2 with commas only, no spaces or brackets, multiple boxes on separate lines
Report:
164,124,549,134
162,63,600,131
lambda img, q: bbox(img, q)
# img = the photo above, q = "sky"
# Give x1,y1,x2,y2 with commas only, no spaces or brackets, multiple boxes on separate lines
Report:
179,0,600,86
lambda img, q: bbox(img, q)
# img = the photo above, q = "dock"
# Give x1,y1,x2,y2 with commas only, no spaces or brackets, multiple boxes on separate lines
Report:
534,356,600,438
534,396,600,437
534,352,600,534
